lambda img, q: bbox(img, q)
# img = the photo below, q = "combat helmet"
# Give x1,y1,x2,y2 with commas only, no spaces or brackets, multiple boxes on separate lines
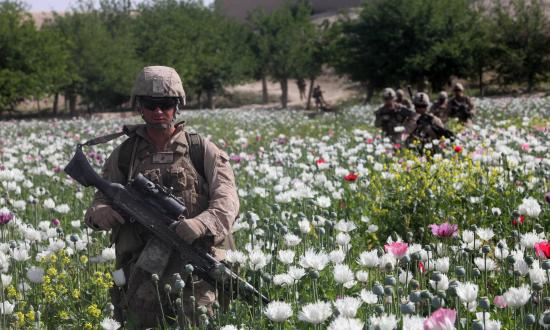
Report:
396,89,405,98
453,82,464,92
438,91,448,100
130,66,186,108
413,92,430,107
383,88,396,100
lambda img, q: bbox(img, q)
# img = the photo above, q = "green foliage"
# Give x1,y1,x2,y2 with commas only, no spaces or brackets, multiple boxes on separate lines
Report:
490,0,550,91
48,0,142,111
0,1,62,111
249,2,317,108
134,0,252,108
334,0,486,95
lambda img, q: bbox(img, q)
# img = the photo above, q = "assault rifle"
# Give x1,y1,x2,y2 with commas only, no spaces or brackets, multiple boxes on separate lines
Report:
64,144,270,305
449,99,473,122
415,114,455,140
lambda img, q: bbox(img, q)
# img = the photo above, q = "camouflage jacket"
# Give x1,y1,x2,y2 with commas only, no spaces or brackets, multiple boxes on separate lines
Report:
448,96,475,121
374,104,415,142
405,113,449,144
429,101,450,123
85,124,239,264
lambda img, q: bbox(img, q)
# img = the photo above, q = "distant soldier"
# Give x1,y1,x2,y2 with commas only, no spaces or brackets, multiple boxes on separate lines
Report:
448,83,475,125
297,78,307,101
312,85,327,111
429,91,450,123
396,89,413,109
374,88,415,143
405,92,454,148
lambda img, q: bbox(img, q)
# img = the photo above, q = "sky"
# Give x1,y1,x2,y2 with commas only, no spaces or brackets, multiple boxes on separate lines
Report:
27,0,215,12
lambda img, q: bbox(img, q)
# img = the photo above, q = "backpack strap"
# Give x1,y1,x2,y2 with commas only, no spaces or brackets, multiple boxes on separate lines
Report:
118,135,139,183
185,132,206,180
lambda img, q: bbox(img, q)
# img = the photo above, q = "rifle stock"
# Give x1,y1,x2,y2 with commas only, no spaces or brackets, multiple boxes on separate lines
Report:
65,145,270,305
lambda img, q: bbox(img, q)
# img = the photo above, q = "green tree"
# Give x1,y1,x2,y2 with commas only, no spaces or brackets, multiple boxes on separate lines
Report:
491,0,550,92
0,2,40,112
249,2,315,108
48,0,141,114
333,0,480,101
134,0,252,109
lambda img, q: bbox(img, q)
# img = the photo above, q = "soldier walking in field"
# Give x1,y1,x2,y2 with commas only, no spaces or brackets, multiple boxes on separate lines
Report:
404,92,454,150
312,84,327,111
84,66,239,329
374,88,415,143
448,82,475,125
297,78,307,101
429,91,450,123
396,89,413,109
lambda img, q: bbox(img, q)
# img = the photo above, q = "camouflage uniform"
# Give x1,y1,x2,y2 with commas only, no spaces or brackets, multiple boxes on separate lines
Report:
396,97,412,109
374,104,415,143
396,89,413,109
429,100,449,123
85,67,239,329
405,92,453,149
448,95,475,123
405,113,447,145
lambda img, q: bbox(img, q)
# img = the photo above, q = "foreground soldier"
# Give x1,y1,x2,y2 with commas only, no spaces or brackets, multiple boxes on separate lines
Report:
84,66,239,328
429,91,450,123
448,83,475,125
396,89,413,109
405,93,454,148
374,88,415,143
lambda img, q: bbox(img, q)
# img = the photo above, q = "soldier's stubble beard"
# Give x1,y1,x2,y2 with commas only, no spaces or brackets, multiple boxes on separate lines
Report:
140,111,174,131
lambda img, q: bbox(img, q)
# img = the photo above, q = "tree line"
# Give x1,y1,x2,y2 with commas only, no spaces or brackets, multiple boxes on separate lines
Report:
1,0,549,114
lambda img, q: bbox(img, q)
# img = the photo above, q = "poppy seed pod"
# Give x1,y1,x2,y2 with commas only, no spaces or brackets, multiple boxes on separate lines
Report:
373,283,384,296
472,320,484,330
431,296,444,309
400,302,415,314
479,297,490,310
409,291,421,303
525,314,536,325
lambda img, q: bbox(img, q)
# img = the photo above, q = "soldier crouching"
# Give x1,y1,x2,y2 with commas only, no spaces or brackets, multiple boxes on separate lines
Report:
84,66,239,329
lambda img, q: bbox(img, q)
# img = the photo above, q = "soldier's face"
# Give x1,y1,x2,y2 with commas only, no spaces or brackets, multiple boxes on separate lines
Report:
140,100,176,126
384,99,394,106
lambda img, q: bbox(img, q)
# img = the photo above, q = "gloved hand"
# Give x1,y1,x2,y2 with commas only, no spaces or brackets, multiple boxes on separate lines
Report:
171,218,208,244
85,204,125,230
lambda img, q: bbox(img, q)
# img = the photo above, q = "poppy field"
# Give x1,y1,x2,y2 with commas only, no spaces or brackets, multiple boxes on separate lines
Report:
0,97,549,329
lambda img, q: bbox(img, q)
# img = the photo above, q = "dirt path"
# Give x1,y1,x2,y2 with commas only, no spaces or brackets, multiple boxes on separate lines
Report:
226,71,361,109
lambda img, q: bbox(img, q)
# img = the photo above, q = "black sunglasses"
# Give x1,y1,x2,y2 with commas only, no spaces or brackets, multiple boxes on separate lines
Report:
139,98,178,111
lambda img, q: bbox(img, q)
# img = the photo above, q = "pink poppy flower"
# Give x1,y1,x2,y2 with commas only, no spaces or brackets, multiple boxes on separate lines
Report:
424,308,457,330
429,222,458,238
384,242,408,258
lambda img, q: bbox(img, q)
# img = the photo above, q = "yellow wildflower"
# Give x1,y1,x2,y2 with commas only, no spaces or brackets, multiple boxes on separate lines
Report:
80,255,88,264
87,304,101,318
58,310,69,320
26,310,35,322
72,289,81,300
6,285,17,299
15,312,25,326
47,267,58,277
62,256,71,265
